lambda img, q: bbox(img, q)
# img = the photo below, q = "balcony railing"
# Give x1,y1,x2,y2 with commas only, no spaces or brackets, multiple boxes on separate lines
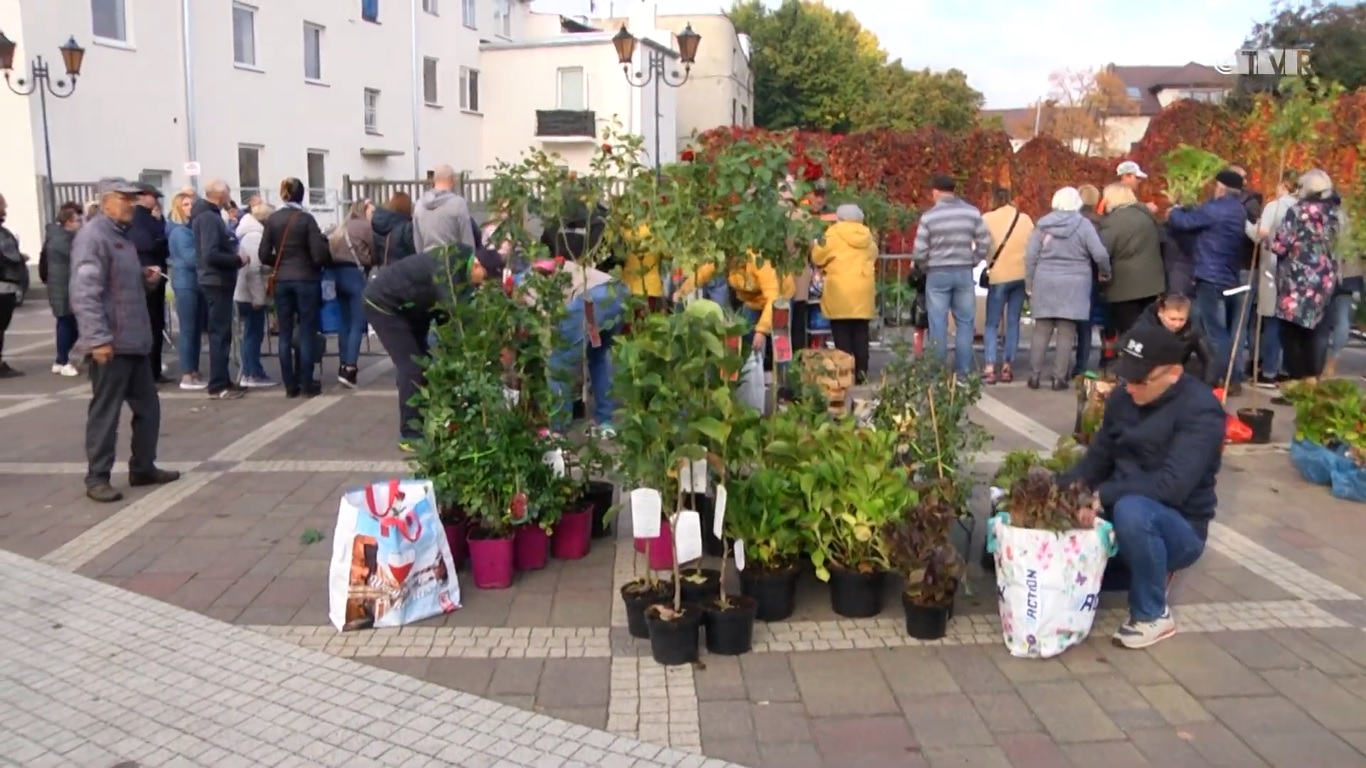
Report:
535,109,596,140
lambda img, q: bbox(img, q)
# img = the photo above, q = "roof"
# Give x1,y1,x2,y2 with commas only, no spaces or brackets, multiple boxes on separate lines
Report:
1108,62,1235,115
980,108,1037,140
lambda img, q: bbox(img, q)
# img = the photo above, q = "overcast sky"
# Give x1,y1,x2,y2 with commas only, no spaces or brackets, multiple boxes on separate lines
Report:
531,0,1274,108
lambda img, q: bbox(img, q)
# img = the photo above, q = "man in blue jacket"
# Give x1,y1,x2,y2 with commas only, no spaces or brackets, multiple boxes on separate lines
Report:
1061,324,1225,649
191,179,247,399
1167,170,1250,393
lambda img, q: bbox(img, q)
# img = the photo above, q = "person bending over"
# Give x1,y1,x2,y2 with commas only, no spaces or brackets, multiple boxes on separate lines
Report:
1133,293,1217,386
1059,324,1225,649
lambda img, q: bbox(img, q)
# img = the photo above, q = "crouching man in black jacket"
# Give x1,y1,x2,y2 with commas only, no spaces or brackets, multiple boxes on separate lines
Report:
1059,324,1226,650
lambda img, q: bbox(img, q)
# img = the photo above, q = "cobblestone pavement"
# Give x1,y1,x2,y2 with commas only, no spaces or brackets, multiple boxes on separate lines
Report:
5,299,1366,767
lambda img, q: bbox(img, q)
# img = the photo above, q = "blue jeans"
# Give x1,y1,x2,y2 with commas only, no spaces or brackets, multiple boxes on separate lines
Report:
236,302,268,379
703,277,731,308
1110,495,1206,622
333,266,367,366
55,314,78,365
1194,280,1244,384
173,283,203,374
1257,316,1282,376
549,283,626,430
1072,322,1093,377
1328,293,1353,357
924,267,976,375
275,280,322,392
983,280,1025,367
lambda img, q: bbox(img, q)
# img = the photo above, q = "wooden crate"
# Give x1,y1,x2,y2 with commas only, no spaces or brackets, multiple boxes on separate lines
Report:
800,349,856,399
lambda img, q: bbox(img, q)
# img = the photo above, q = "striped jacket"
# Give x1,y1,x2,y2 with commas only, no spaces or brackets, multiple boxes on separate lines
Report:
911,196,992,270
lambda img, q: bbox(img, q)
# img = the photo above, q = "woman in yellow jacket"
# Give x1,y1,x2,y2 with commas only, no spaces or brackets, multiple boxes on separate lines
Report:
810,204,877,382
673,254,794,356
622,222,665,311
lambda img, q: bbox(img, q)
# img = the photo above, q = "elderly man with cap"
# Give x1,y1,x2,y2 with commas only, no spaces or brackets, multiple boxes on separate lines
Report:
1059,323,1224,649
911,174,992,376
127,182,173,384
1166,169,1251,393
1115,161,1159,214
69,178,181,502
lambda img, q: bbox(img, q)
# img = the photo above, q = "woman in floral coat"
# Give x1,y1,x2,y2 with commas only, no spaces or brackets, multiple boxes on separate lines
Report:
1270,169,1340,385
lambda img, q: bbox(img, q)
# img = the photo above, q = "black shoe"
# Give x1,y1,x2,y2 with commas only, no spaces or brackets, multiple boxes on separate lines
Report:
86,483,123,503
129,468,181,487
0,362,24,379
1254,375,1279,390
1050,378,1070,391
285,387,301,399
338,365,358,389
303,387,323,398
154,375,176,385
208,387,246,400
1027,375,1041,390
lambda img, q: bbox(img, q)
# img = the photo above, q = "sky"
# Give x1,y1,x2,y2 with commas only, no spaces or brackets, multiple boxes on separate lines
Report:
531,0,1275,108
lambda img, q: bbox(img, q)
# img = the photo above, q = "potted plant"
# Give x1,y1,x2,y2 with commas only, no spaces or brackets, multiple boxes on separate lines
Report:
803,422,915,618
551,446,595,560
514,448,564,572
886,478,964,640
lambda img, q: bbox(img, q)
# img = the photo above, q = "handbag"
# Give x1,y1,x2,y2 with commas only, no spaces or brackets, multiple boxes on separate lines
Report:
979,210,1022,289
264,211,302,298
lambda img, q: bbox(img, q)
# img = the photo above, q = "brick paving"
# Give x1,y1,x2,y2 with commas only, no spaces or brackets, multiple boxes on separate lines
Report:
5,298,1366,766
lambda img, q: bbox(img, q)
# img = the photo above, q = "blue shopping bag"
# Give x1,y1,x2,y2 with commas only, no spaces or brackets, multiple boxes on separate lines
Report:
1289,439,1353,487
1330,463,1366,503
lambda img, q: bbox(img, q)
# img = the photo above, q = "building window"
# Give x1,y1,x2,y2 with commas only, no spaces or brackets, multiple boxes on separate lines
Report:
494,0,511,37
741,104,748,126
462,0,476,29
364,88,380,133
238,145,262,203
423,0,438,14
306,150,328,206
731,99,737,125
361,0,379,22
459,67,480,112
232,3,257,67
557,67,585,110
304,23,324,81
91,0,128,42
423,57,439,105
1126,85,1141,100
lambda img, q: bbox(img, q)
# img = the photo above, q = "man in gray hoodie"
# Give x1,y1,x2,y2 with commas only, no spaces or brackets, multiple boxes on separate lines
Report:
412,164,475,254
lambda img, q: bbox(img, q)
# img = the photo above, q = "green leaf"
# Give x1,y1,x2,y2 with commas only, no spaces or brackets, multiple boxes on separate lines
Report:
299,529,325,545
691,416,731,444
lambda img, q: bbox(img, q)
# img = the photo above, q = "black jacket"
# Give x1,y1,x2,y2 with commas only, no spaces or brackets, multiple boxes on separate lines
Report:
1238,191,1264,270
190,198,240,289
541,202,608,262
127,206,170,270
371,207,416,265
259,206,329,282
363,244,473,322
1133,303,1216,385
1060,373,1224,539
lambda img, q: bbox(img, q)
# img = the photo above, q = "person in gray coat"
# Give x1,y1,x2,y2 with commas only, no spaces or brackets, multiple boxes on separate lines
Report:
69,178,181,502
43,205,84,375
1025,186,1112,390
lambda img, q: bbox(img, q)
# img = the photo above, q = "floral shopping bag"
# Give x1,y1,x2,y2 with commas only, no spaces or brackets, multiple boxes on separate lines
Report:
986,512,1117,659
328,479,461,631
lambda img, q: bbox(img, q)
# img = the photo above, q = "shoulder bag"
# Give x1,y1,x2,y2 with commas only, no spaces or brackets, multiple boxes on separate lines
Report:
265,211,302,298
979,210,1022,289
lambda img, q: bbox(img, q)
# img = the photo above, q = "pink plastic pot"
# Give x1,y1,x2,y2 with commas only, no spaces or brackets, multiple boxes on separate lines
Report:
468,534,515,589
552,507,593,560
513,524,549,571
634,524,674,570
443,520,468,570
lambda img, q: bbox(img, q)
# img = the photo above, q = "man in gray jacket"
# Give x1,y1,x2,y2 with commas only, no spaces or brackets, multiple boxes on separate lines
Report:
412,164,475,254
911,174,992,375
70,178,181,502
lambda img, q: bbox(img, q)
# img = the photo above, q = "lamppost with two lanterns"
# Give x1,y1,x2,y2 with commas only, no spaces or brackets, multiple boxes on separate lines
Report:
0,31,87,221
611,22,700,174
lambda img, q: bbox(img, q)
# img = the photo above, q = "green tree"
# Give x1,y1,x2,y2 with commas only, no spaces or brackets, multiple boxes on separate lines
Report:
1234,0,1366,103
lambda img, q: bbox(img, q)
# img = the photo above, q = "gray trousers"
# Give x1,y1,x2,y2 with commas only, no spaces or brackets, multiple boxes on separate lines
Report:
86,353,161,486
1030,319,1078,382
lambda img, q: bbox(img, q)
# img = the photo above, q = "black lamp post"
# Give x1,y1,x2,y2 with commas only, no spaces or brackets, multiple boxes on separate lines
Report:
0,32,86,222
613,23,700,173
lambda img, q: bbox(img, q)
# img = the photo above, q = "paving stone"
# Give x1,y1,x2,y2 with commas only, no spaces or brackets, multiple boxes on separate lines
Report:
1304,628,1366,668
422,659,496,695
739,654,800,703
921,746,1012,767
755,741,824,768
698,701,754,742
1259,668,1366,731
1147,635,1274,697
1060,740,1153,766
749,703,812,744
808,715,917,757
1266,629,1361,675
1211,630,1315,670
789,651,898,717
1081,675,1169,730
1016,681,1126,743
694,656,747,701
968,692,1041,734
1203,695,1366,767
935,646,1014,694
698,737,762,766
489,659,544,696
1124,727,1222,767
1136,683,1214,725
538,659,610,709
873,648,960,697
1101,648,1175,686
994,732,1070,768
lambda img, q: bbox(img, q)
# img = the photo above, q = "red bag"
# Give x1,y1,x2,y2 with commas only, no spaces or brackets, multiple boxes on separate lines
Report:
1226,414,1253,443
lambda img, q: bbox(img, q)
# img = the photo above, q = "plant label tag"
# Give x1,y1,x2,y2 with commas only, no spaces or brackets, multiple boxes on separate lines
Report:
674,510,704,564
773,333,793,364
543,449,566,478
712,485,727,539
629,488,662,539
680,459,708,494
733,539,746,571
584,302,602,348
503,387,520,406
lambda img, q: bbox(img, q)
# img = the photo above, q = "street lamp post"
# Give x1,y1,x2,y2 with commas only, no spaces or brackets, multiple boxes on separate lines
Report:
0,32,86,222
613,23,700,174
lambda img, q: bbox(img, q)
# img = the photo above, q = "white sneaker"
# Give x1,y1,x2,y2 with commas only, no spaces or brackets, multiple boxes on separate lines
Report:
54,363,79,377
241,375,278,388
180,376,208,391
51,363,62,374
1112,610,1177,649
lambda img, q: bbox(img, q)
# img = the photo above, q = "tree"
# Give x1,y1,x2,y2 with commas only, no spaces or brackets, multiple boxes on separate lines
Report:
728,0,984,134
1008,68,1136,156
1237,0,1366,100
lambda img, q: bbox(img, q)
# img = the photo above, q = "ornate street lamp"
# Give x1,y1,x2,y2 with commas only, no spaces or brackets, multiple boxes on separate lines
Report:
0,32,86,221
614,23,701,171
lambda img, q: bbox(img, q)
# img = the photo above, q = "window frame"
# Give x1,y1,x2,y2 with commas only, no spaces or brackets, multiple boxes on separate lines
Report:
303,22,325,82
232,2,258,68
90,0,130,45
364,88,381,134
423,57,440,106
361,0,379,23
459,66,481,113
306,150,328,207
556,66,585,111
423,0,439,15
238,145,263,205
461,0,477,29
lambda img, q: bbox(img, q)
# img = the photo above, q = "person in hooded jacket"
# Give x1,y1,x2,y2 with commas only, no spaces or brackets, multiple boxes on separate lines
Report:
810,203,878,382
191,179,248,399
372,192,417,266
259,177,331,398
42,204,84,375
412,165,475,254
127,183,172,384
1024,187,1112,390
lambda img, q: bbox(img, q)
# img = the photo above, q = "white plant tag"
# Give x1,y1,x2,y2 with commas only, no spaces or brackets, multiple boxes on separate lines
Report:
733,539,746,571
629,488,662,539
679,459,709,494
543,449,566,478
712,484,728,540
503,387,520,405
674,510,704,564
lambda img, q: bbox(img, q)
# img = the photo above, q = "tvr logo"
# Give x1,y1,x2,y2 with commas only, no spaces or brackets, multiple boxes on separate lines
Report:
1213,49,1314,77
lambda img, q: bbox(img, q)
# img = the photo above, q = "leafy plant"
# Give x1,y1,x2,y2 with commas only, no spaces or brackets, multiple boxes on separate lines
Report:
991,437,1085,490
722,407,814,573
1282,379,1366,460
885,478,962,607
1160,144,1228,206
1004,467,1092,532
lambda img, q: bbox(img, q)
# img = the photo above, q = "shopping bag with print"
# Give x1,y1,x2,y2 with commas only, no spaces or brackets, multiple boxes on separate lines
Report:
328,478,461,631
986,512,1117,659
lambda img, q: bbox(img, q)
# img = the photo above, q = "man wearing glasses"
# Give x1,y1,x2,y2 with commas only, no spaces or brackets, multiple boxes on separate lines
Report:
1059,324,1225,650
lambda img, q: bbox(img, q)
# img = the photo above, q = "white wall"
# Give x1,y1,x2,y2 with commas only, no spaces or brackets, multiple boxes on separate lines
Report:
0,0,44,253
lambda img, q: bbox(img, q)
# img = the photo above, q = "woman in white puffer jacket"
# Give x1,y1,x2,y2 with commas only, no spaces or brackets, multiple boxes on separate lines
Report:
234,204,276,387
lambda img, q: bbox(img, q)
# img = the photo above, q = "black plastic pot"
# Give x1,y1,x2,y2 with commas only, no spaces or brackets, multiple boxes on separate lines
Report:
573,398,587,420
704,596,757,656
583,480,616,540
902,594,952,640
646,604,703,666
621,582,668,639
1236,407,1274,444
739,565,800,622
828,565,885,618
675,568,721,605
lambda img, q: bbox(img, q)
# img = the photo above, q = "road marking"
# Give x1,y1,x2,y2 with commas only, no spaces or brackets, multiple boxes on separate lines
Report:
0,397,51,420
211,395,341,461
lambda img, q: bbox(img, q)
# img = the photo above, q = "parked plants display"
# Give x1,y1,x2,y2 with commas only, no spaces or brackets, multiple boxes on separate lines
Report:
1002,467,1093,533
991,438,1086,492
885,478,963,640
